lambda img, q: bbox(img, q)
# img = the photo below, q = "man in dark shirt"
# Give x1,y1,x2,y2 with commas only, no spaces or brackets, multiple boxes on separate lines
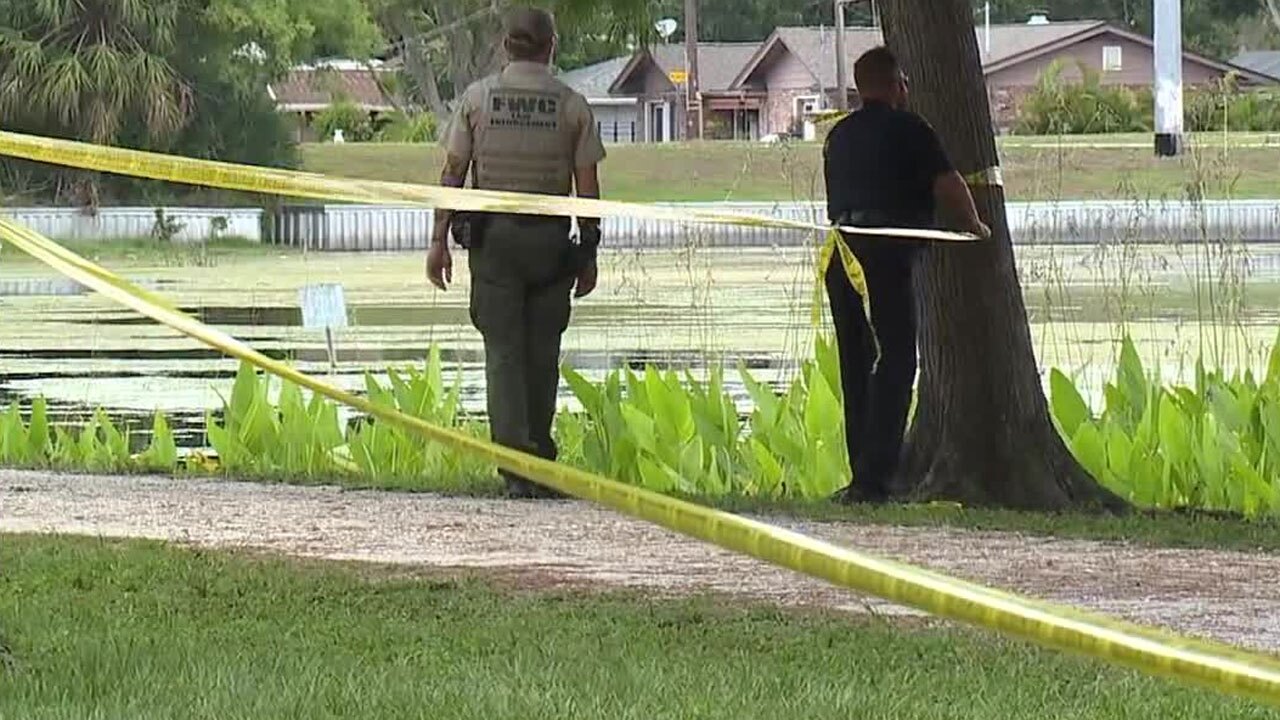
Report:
824,46,990,505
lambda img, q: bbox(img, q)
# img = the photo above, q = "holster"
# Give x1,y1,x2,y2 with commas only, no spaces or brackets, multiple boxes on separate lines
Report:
449,212,490,250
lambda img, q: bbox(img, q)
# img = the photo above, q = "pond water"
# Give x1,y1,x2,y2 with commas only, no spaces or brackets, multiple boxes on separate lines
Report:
2,244,1278,445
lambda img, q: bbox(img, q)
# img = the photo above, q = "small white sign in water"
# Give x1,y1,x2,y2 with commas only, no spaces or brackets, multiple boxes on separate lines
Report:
298,283,348,373
298,283,348,330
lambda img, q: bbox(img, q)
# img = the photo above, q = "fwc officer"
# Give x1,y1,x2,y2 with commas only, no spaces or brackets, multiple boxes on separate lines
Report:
427,6,606,498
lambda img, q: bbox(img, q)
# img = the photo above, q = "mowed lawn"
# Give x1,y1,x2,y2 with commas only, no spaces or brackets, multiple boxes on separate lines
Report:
2,535,1278,719
300,134,1280,203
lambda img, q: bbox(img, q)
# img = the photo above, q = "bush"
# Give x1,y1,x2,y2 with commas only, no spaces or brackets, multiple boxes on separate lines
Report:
1016,63,1280,135
1186,74,1280,132
314,101,374,143
376,110,438,143
1013,61,1152,135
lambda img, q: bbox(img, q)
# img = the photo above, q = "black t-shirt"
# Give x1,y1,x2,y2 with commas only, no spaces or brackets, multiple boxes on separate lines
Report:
824,101,954,228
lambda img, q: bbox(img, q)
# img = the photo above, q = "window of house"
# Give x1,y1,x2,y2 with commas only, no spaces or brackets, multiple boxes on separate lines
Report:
1103,45,1123,72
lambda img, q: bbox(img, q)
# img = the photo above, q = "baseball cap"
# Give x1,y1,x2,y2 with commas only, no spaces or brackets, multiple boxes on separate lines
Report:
504,7,556,49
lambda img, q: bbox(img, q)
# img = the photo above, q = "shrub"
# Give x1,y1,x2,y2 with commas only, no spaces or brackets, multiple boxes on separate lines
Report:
376,110,438,143
1187,74,1280,132
1013,61,1152,135
313,101,374,143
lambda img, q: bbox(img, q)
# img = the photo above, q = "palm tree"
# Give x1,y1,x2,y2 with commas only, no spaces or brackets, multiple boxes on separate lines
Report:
0,0,193,203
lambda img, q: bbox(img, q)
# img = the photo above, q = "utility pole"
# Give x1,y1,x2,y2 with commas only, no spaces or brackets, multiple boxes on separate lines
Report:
1153,0,1183,156
834,0,849,110
684,0,702,141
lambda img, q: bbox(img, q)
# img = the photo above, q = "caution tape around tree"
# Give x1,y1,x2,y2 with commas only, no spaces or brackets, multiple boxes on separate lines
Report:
0,127,972,355
0,129,976,243
4,216,1280,707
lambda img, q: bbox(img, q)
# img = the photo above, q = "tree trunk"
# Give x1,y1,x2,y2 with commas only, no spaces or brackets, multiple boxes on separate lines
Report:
880,0,1125,512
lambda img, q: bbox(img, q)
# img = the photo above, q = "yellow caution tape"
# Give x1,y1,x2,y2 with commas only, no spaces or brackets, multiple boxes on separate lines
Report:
963,165,1005,189
813,229,879,365
4,215,1280,707
0,130,974,244
0,128,952,365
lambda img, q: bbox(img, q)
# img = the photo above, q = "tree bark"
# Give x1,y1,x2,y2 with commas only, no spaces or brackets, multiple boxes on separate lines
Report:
880,0,1125,512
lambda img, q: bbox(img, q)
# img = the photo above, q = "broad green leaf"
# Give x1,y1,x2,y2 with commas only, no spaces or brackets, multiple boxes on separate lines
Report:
228,361,260,424
636,454,677,493
140,411,178,471
1049,369,1092,437
620,405,656,454
29,397,51,463
561,364,602,419
1070,423,1108,484
1265,328,1280,387
1157,392,1193,471
1117,336,1147,421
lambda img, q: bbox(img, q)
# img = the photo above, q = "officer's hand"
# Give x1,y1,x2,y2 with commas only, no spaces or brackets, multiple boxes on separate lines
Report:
427,242,452,291
574,260,598,299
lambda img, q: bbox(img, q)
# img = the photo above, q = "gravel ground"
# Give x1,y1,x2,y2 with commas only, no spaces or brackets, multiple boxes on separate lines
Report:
4,469,1280,652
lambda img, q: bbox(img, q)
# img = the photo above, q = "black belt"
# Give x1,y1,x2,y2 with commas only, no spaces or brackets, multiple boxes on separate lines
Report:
836,210,931,228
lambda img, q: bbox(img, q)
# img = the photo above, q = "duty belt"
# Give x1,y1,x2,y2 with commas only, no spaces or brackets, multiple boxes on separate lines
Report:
836,210,931,229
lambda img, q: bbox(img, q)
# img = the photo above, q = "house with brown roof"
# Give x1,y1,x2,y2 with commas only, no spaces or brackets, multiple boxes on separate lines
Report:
269,60,397,141
608,42,762,142
561,17,1278,142
558,42,763,143
732,20,1278,134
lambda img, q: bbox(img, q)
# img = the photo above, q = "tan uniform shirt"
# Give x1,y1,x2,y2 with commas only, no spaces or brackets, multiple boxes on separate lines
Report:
442,61,606,196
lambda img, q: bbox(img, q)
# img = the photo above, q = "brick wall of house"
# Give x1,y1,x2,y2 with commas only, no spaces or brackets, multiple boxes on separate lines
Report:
762,88,826,136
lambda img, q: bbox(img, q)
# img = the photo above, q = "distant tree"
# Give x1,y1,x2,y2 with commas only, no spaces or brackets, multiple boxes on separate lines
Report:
0,0,378,205
369,0,655,119
0,0,192,203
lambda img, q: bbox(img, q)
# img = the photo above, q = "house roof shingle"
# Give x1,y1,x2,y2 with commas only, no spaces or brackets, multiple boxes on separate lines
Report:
739,22,1278,89
557,56,634,99
647,42,763,92
598,42,762,95
270,62,394,111
1232,50,1280,81
741,21,1106,89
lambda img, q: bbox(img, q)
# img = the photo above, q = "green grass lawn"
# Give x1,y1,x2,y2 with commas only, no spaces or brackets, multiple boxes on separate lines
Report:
300,135,1280,203
2,535,1277,719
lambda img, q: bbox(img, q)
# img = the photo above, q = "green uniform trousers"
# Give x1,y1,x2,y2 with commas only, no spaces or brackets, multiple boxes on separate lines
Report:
468,215,574,486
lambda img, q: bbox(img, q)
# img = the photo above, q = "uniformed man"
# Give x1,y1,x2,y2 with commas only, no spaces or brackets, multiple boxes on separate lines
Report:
824,46,990,505
426,6,605,499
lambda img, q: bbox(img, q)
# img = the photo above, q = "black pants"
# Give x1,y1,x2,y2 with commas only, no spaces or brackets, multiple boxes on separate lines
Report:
468,216,574,489
824,238,920,495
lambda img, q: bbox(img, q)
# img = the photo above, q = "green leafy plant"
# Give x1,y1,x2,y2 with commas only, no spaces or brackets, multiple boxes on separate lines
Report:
1014,61,1152,136
376,110,437,143
207,362,346,480
344,346,493,488
313,100,374,143
10,336,1280,519
562,364,738,495
561,335,847,500
739,334,847,499
1055,333,1280,518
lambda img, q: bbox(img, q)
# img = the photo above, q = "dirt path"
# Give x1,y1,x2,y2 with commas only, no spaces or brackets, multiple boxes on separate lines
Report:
4,469,1280,652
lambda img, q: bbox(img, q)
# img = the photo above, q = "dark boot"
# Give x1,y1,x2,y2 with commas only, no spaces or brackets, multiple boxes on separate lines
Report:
832,479,892,506
504,474,568,500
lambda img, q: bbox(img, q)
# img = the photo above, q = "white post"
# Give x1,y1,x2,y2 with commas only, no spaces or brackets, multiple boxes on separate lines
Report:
984,2,992,55
1154,0,1183,156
